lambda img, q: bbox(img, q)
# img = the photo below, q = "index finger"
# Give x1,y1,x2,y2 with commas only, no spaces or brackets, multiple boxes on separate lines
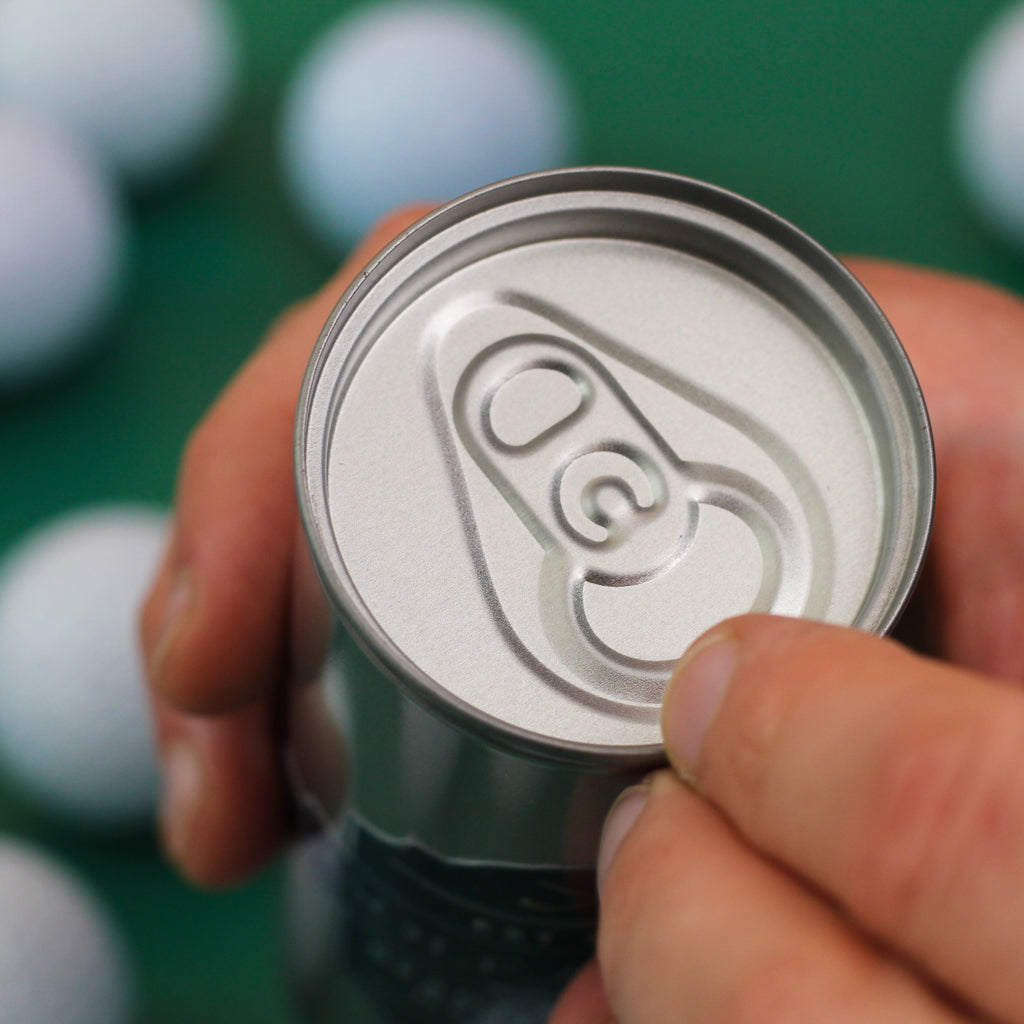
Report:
140,206,432,886
141,205,433,714
662,613,1024,1024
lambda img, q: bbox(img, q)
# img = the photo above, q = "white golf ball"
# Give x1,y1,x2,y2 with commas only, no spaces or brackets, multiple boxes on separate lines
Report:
0,0,238,185
0,506,166,827
0,838,134,1024
280,1,578,251
0,108,127,390
953,2,1024,247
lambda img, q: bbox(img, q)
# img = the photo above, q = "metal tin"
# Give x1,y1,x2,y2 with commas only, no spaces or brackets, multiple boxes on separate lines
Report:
297,166,933,761
288,167,934,1023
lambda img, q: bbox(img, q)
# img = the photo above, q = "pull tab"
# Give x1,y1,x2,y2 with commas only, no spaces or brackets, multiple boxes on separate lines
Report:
456,338,701,586
425,293,832,710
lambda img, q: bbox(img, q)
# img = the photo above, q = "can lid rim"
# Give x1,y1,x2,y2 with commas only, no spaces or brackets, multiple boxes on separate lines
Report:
296,166,935,768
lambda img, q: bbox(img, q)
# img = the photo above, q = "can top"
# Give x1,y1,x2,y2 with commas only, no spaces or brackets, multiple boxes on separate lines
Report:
297,168,934,769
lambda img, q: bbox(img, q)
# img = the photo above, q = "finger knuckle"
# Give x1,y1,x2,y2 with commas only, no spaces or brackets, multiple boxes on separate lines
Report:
720,955,829,1024
597,784,687,999
598,843,658,974
178,413,222,494
265,297,316,341
708,666,804,825
850,710,1024,937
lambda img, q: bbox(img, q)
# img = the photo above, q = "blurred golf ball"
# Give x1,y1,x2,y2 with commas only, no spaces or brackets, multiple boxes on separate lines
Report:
0,108,127,390
0,838,134,1024
281,1,578,251
0,506,166,826
953,2,1024,247
0,0,239,185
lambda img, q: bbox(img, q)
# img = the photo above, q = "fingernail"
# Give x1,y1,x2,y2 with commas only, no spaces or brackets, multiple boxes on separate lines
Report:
160,739,203,869
150,568,195,684
597,783,650,892
662,629,740,773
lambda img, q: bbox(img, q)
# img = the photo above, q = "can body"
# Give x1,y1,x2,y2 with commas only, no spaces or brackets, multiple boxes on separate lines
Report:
287,168,935,1023
285,634,628,1024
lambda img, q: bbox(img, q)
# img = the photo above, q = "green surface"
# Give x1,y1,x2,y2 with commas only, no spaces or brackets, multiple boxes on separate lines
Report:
1,0,1022,1021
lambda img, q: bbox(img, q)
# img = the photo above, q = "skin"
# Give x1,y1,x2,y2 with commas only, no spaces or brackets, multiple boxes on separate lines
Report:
140,214,1024,1019
139,207,434,885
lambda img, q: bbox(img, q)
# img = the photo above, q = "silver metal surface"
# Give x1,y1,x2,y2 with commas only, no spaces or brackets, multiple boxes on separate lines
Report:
296,167,934,767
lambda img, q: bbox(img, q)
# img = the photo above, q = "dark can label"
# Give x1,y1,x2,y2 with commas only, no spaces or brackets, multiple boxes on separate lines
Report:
289,817,596,1024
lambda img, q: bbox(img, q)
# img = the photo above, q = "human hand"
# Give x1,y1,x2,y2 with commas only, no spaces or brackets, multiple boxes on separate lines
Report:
140,224,1024,942
138,207,431,887
848,259,1024,682
551,262,1024,1023
556,613,1024,1023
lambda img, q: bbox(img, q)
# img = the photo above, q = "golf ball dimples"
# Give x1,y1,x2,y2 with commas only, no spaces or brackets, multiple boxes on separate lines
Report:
0,108,127,390
953,2,1024,247
0,839,134,1024
281,1,577,251
0,506,165,826
0,0,238,185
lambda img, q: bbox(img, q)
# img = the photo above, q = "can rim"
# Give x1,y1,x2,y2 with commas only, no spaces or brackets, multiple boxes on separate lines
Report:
295,166,935,769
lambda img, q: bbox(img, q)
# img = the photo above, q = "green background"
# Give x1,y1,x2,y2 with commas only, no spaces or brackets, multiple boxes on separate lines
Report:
1,0,1022,1020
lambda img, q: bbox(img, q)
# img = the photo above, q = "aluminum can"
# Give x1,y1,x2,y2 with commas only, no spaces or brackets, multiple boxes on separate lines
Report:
286,167,935,1023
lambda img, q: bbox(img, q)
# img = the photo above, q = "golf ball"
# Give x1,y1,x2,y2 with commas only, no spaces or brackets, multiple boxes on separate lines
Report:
953,2,1024,247
0,108,127,390
0,0,238,185
0,838,134,1024
281,1,578,251
0,506,166,826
